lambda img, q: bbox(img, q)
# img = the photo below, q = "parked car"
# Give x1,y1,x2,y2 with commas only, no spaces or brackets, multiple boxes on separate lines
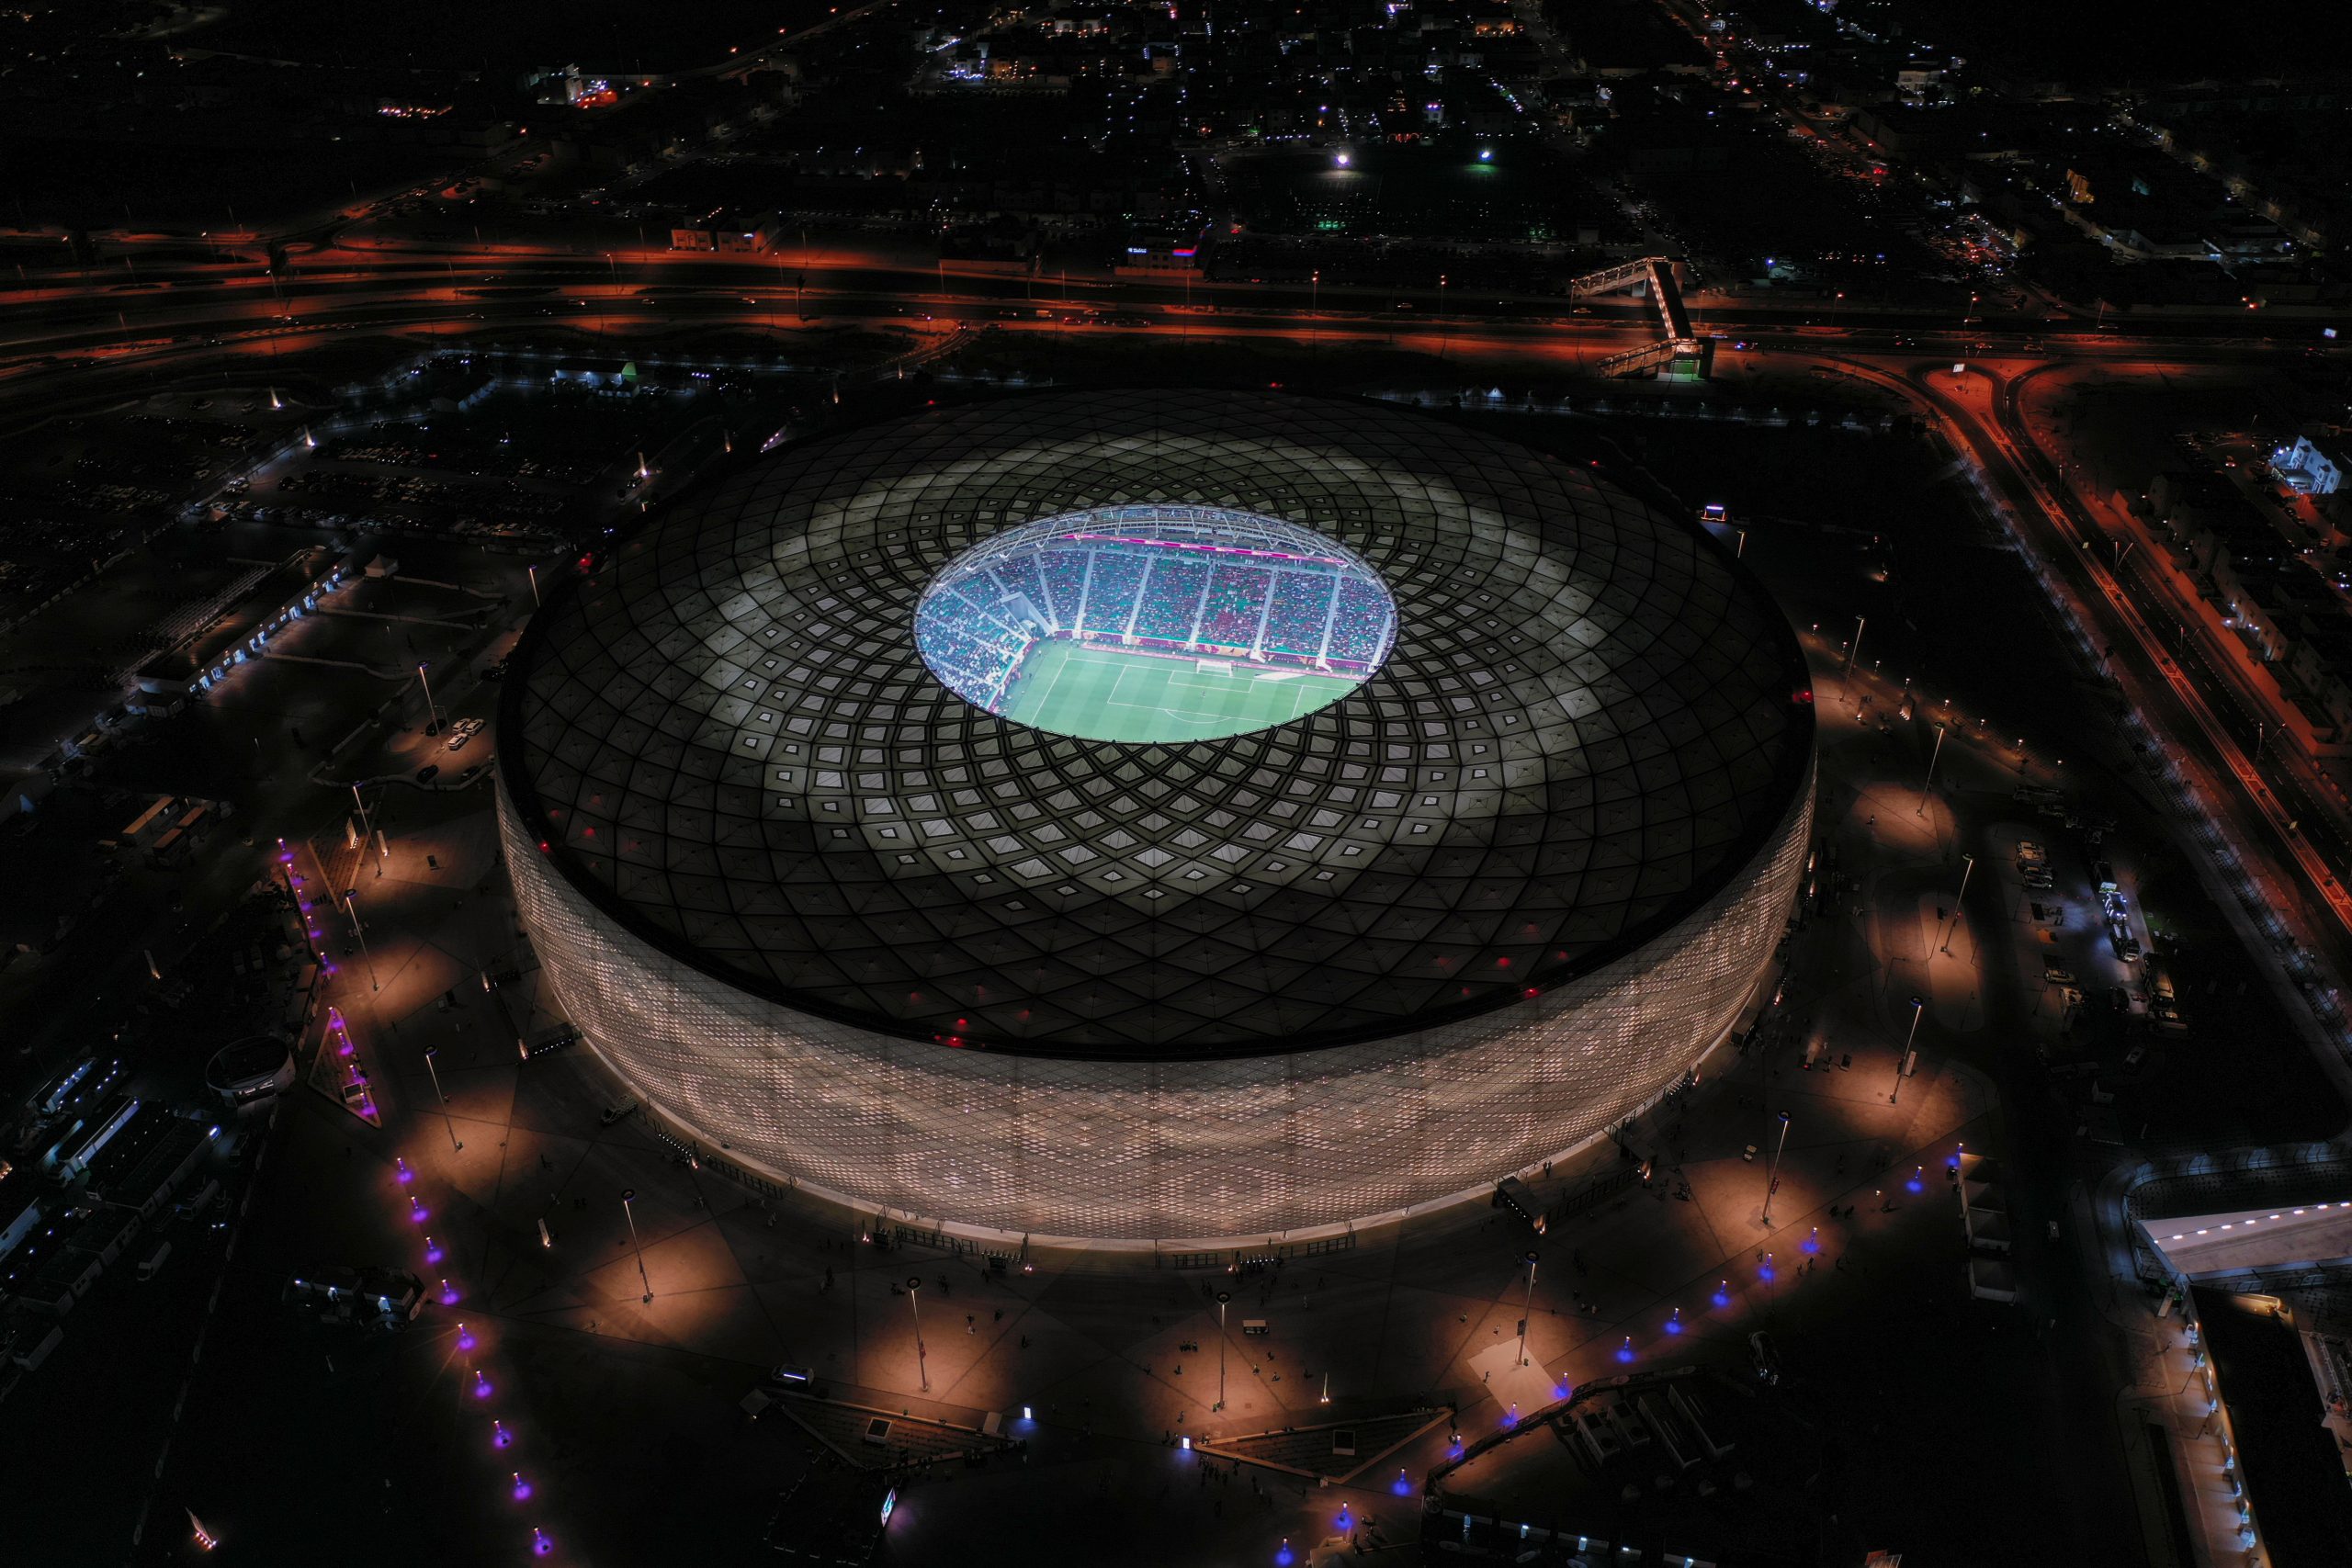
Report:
1748,1331,1782,1385
415,764,439,784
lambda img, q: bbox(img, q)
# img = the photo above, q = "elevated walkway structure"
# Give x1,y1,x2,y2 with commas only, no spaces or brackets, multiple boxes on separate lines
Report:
1571,255,1712,380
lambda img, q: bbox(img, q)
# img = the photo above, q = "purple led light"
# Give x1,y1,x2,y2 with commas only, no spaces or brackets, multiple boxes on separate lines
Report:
512,1472,533,1501
492,1420,514,1450
1615,1337,1635,1364
473,1369,494,1399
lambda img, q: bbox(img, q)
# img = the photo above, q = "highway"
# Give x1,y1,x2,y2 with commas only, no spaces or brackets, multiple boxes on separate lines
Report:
6,243,2350,987
1808,349,2352,997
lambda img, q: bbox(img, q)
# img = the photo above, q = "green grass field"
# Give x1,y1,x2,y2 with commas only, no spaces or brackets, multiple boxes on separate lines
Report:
1000,639,1363,743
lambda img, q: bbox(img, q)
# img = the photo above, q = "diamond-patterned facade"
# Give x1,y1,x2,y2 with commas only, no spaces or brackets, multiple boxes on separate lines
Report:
497,390,1815,1240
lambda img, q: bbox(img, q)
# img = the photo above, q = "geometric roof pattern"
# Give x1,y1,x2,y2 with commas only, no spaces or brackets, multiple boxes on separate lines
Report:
498,389,1815,1060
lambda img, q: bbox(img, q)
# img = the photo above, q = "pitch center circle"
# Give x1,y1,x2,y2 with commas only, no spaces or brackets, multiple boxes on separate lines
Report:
915,504,1398,744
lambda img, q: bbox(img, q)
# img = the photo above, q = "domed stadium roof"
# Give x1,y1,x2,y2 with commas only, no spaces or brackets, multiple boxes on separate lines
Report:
498,389,1815,1060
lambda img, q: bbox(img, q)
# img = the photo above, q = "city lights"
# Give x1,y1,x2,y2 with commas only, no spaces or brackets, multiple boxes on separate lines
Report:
6,14,2338,1561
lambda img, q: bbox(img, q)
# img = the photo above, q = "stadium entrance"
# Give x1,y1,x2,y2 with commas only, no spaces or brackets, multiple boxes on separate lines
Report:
915,505,1398,744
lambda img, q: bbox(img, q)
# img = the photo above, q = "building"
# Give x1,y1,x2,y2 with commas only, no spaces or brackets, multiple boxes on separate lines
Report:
670,212,780,253
82,1106,214,1221
2,1205,141,1316
23,1055,123,1122
47,1094,141,1179
133,547,350,700
2273,434,2347,496
206,1036,298,1110
0,1167,42,1267
498,391,1815,1246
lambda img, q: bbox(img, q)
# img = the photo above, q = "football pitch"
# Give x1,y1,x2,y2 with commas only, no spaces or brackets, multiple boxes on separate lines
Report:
1000,639,1363,743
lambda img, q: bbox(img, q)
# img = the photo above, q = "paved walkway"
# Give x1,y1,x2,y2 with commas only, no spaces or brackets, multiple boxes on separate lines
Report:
203,615,2230,1564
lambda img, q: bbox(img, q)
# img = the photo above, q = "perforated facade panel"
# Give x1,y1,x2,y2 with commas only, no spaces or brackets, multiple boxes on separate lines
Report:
501,768,1809,1240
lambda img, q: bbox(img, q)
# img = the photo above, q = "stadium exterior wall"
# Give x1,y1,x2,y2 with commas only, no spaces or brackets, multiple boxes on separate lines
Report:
500,757,1815,1245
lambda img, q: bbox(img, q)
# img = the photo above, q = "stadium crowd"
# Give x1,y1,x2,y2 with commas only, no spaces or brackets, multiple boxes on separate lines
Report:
919,536,1396,710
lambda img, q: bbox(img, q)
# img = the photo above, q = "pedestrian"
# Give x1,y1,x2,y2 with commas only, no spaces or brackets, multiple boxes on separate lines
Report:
967,1314,976,1335
993,1308,1002,1322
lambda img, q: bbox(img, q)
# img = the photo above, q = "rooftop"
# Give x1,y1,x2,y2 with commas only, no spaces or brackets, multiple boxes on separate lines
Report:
502,390,1813,1059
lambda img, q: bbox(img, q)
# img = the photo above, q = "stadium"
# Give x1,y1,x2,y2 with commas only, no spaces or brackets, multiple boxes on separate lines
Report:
496,389,1816,1245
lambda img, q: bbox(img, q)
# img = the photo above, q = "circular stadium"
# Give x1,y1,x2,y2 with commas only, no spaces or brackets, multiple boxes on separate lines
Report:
496,389,1816,1244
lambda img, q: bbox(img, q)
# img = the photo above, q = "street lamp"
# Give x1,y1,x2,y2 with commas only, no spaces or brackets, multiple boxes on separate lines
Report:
1839,615,1866,696
1215,1289,1232,1412
622,1188,652,1304
1310,270,1320,353
1916,721,1948,817
907,1276,930,1392
423,1047,460,1152
344,890,379,991
1941,853,1975,954
527,564,540,607
417,661,442,736
1517,1249,1539,1369
1760,1110,1792,1225
1438,273,1449,360
1892,995,1924,1103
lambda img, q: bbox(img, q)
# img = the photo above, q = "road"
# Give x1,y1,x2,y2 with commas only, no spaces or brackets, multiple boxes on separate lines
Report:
9,245,2352,984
